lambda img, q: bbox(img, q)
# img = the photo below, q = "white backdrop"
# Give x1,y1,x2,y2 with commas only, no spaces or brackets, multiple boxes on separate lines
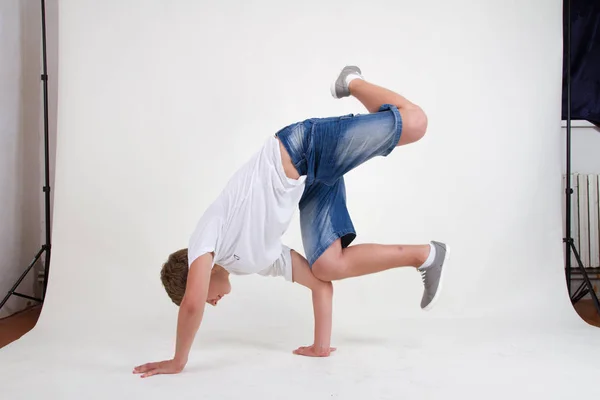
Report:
1,0,600,398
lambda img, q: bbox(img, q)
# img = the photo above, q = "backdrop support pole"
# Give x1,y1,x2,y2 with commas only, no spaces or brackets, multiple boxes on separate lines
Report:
563,0,600,315
0,0,52,312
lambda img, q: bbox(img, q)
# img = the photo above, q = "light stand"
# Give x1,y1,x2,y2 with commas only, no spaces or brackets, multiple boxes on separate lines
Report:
0,0,52,311
563,0,600,314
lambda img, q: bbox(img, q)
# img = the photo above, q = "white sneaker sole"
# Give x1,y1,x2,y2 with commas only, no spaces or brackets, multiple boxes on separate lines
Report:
422,244,451,311
330,78,340,98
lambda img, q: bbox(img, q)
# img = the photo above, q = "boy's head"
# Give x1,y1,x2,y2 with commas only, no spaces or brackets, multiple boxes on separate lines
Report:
160,249,231,307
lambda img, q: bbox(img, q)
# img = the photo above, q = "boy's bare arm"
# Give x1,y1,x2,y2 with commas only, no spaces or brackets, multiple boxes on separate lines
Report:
290,250,336,357
133,253,214,378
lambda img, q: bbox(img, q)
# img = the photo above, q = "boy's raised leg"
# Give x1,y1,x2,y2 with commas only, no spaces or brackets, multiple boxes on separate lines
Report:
309,67,450,311
311,239,449,310
332,66,429,146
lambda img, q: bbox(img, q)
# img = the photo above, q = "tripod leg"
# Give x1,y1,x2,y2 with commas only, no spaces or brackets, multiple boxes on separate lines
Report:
572,283,589,304
0,247,44,310
570,241,600,314
42,246,51,300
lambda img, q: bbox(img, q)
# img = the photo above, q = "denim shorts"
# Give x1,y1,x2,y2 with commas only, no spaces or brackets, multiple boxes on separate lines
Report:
276,104,403,266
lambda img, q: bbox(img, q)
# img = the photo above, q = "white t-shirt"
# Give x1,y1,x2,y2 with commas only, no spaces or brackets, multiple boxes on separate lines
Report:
188,136,306,281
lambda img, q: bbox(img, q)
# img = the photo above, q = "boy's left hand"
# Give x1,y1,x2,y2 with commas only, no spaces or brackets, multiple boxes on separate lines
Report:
133,359,186,378
293,345,336,357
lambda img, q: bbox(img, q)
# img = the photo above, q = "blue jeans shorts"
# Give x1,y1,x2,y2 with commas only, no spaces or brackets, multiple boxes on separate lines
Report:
276,104,403,266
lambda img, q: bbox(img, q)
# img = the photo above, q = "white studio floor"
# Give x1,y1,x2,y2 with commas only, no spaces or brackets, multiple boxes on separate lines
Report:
1,317,600,399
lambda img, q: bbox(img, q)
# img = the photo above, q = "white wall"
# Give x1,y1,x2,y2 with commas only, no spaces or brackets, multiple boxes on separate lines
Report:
0,0,58,318
561,122,600,173
1,0,595,324
35,0,571,333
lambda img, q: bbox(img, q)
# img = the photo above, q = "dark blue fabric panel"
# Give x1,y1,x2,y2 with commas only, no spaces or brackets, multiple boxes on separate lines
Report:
562,0,600,126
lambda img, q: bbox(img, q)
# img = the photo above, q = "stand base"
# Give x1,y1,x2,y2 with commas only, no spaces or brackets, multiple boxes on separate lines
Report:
564,238,600,315
0,245,49,310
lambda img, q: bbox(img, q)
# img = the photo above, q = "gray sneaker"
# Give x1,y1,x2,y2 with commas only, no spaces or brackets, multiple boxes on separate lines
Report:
330,66,363,99
418,241,450,311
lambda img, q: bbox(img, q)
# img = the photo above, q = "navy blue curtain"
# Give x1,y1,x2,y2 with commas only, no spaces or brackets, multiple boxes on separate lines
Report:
562,0,600,126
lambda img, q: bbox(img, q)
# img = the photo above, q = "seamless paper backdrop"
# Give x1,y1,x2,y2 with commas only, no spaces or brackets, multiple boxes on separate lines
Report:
1,0,600,399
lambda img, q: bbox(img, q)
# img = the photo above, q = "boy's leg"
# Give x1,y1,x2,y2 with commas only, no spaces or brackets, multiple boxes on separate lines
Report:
299,175,449,311
299,67,449,310
311,238,448,311
332,66,428,146
313,238,447,280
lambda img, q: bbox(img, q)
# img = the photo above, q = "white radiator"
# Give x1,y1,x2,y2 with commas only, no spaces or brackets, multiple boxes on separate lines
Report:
564,173,600,269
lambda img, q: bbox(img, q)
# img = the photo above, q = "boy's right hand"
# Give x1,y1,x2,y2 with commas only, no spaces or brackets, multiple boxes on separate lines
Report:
133,359,186,378
133,253,212,379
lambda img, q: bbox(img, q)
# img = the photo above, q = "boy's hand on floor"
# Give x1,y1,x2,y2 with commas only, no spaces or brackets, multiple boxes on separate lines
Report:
293,345,336,357
133,359,186,378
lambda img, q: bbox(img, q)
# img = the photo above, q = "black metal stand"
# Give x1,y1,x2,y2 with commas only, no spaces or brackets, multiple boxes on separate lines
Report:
0,0,52,312
564,0,600,314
